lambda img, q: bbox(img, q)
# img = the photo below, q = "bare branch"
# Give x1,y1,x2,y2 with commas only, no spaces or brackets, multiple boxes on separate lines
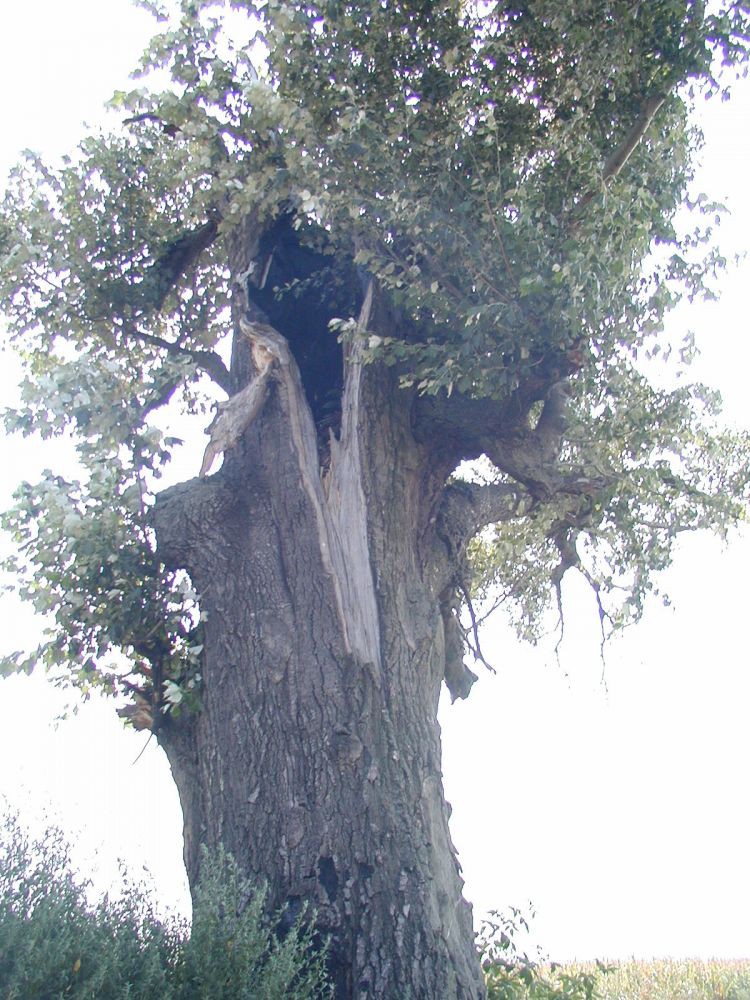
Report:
199,361,273,477
548,521,611,672
454,577,497,676
128,327,232,393
101,217,220,319
571,92,667,222
602,94,667,183
147,218,220,313
139,375,180,420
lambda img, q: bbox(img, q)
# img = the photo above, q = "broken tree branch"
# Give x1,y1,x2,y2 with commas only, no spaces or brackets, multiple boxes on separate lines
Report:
199,325,280,477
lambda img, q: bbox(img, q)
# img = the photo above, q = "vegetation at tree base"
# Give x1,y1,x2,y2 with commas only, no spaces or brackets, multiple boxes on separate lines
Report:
0,812,332,999
479,909,604,999
3,813,748,1000
1,0,749,995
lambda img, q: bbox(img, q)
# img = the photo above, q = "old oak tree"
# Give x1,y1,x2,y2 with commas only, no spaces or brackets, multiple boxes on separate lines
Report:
1,1,749,996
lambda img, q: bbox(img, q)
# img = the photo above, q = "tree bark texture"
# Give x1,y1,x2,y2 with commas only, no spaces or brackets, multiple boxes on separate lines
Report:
154,219,487,998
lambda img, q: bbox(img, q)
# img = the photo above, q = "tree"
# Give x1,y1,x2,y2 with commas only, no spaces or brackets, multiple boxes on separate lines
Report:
1,1,749,996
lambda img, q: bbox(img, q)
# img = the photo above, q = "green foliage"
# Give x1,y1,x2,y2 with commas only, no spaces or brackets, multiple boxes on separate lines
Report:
1,0,749,689
469,373,750,640
0,811,332,999
0,811,176,998
0,466,202,692
255,0,746,391
175,848,331,999
480,908,608,999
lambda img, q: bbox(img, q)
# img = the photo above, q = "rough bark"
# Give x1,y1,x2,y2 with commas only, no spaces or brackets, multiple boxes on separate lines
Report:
153,224,487,997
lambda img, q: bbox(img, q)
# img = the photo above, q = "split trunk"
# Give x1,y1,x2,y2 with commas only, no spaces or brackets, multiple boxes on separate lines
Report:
153,219,488,998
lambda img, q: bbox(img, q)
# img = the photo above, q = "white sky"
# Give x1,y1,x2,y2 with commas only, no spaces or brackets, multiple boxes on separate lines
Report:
0,0,748,963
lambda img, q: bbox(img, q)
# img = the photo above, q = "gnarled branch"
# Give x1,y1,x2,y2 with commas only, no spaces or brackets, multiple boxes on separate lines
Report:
436,480,531,561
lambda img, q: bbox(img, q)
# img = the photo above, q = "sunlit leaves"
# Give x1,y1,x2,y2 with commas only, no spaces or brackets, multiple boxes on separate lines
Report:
1,0,749,692
468,363,750,639
0,459,202,703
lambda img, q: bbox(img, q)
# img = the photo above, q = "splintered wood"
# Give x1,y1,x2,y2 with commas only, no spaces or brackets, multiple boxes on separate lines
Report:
198,319,282,477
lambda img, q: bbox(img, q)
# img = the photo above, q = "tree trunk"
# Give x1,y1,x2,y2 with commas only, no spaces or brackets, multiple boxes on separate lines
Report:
153,223,486,998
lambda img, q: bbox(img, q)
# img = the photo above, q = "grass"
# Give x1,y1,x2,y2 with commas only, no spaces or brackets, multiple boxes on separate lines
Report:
561,959,750,1000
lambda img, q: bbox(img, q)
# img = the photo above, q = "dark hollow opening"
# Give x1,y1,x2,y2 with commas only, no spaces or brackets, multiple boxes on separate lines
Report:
246,214,364,452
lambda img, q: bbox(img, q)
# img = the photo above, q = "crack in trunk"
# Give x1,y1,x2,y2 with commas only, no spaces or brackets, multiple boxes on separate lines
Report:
153,227,486,999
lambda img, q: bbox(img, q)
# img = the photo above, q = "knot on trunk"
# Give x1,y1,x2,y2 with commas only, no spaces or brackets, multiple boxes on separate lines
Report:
153,477,236,572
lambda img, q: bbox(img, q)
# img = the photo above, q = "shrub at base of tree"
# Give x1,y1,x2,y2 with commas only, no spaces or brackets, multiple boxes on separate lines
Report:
0,813,332,1000
8,812,744,1000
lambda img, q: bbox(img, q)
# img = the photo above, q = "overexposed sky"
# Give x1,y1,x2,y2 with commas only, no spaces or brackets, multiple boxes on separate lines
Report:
0,0,749,963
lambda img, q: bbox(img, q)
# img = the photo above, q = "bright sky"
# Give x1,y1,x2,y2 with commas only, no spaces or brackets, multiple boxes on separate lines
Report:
0,0,748,964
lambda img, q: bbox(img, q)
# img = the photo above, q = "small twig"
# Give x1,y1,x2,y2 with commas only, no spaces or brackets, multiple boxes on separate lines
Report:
455,576,496,674
124,112,181,138
131,730,155,766
475,590,510,628
549,523,611,683
575,560,610,685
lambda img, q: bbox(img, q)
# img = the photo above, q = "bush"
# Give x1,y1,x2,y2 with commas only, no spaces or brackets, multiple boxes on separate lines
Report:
0,812,331,999
172,847,331,1000
480,908,607,1000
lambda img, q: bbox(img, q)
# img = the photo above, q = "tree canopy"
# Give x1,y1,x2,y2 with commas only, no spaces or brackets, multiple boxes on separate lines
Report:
1,0,749,707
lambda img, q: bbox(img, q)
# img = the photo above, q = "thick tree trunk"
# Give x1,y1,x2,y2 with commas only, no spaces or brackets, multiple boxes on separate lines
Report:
153,233,485,998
